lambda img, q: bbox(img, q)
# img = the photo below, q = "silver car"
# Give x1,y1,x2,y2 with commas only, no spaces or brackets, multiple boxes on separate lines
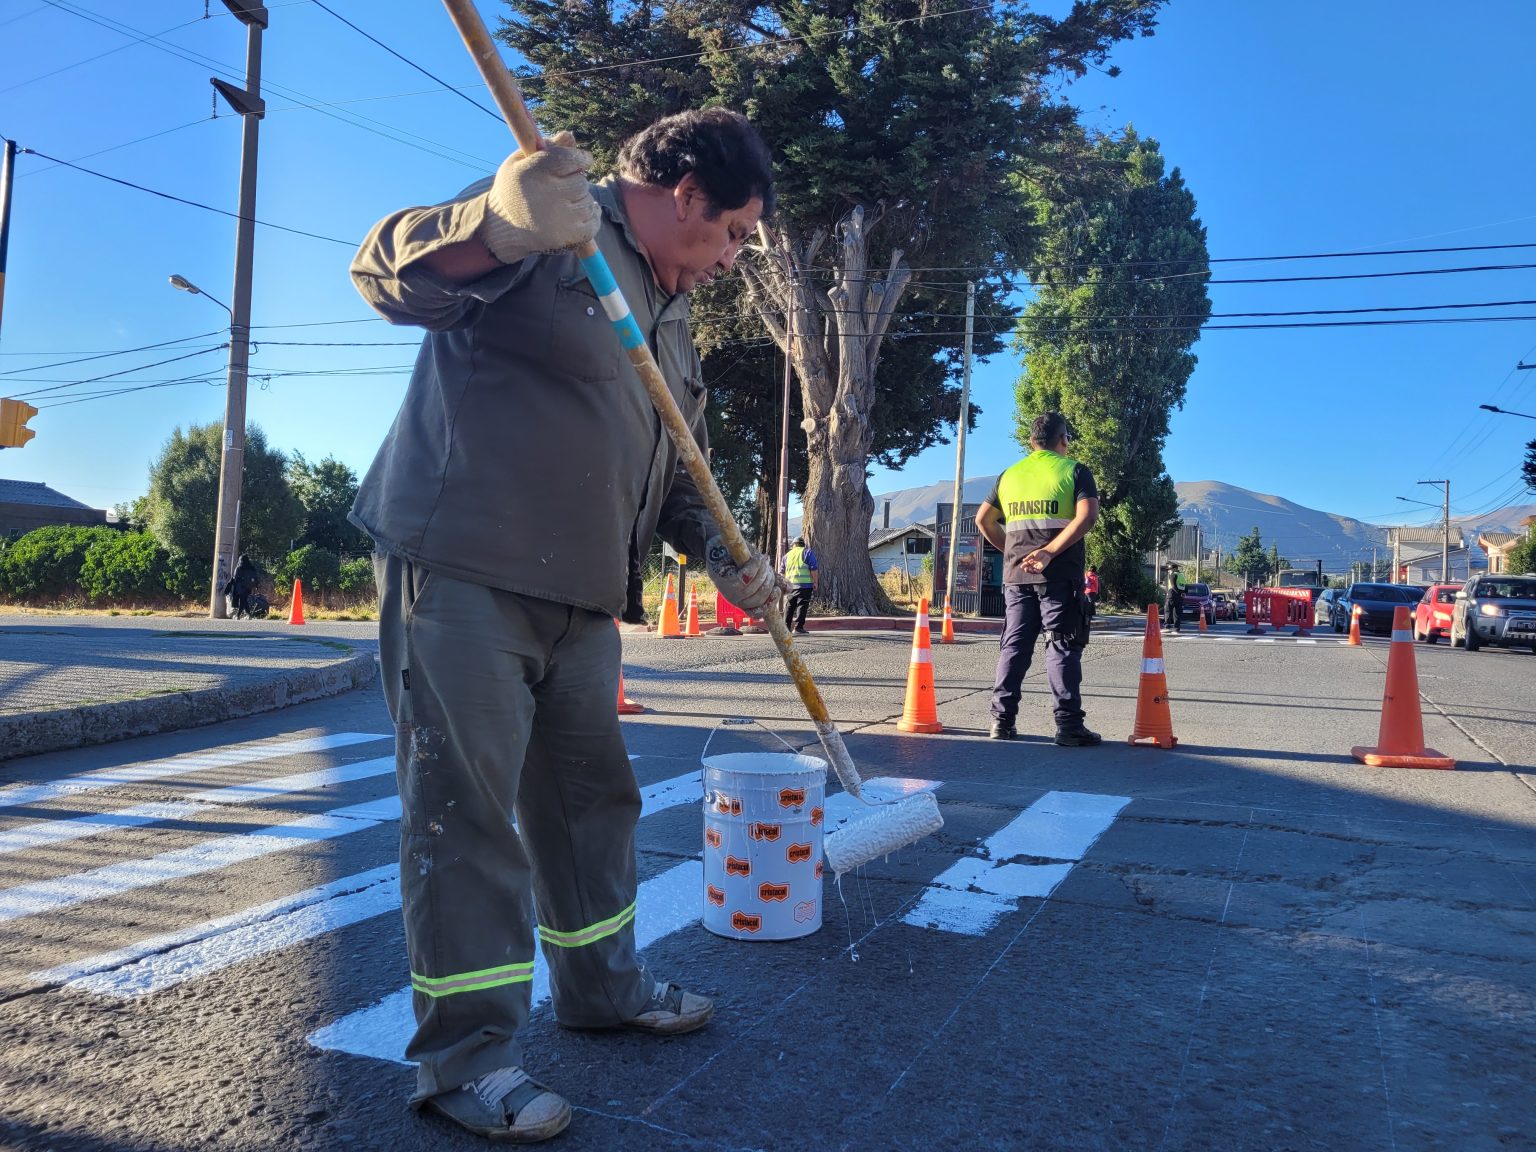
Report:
1449,575,1536,652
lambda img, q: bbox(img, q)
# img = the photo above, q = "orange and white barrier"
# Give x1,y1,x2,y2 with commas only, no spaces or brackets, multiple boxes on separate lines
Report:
896,597,942,734
1350,606,1454,770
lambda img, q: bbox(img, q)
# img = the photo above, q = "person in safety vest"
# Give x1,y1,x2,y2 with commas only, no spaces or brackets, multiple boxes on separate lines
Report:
349,109,789,1143
975,412,1101,745
780,535,818,635
1163,563,1185,633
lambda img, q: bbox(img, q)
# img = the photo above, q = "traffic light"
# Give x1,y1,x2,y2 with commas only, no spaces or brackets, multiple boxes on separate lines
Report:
0,397,38,448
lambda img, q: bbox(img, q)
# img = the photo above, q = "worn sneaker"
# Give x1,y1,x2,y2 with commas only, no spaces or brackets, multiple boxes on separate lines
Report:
425,1066,571,1143
989,720,1018,740
1054,724,1102,747
621,980,713,1035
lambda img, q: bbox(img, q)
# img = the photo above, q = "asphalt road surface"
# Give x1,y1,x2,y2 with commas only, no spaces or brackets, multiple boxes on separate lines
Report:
1,621,1531,1151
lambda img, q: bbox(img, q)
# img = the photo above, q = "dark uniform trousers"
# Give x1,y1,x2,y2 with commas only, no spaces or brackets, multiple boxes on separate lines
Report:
785,585,814,631
374,552,652,1103
990,580,1086,726
1164,588,1183,631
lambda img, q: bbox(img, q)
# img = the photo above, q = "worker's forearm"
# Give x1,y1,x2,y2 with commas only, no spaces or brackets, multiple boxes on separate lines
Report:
418,239,503,283
1043,513,1095,557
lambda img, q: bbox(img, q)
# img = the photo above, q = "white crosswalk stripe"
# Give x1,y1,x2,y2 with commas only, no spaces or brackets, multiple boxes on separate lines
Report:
4,731,1133,1071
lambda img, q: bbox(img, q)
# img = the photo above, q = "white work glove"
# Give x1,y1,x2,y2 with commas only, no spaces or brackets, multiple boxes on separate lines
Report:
478,131,601,265
706,535,793,616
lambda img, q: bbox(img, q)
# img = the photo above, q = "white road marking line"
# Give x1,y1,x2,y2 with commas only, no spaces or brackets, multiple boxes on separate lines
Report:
33,865,400,992
0,732,387,810
902,790,1129,937
38,769,704,998
307,860,704,1064
0,758,395,856
0,798,401,924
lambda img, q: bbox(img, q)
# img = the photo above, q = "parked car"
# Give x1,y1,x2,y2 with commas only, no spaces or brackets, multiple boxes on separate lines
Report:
1333,583,1424,635
1412,583,1462,644
1210,591,1236,621
1314,588,1341,628
1449,575,1536,652
1180,582,1215,624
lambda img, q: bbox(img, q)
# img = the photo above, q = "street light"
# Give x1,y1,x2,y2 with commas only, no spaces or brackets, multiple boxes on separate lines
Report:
1480,403,1536,420
169,274,232,316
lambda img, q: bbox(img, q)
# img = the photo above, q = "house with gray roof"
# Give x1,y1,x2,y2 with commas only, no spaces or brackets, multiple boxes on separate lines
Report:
0,479,108,540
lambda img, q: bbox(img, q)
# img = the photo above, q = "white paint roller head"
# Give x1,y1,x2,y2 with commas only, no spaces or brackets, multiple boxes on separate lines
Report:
822,791,943,875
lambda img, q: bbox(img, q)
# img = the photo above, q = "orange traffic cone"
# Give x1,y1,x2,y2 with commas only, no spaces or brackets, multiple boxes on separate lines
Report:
1198,608,1208,635
657,573,682,638
897,597,943,734
1127,604,1177,748
684,587,701,637
939,595,955,644
1351,606,1454,769
1347,604,1362,646
288,578,306,626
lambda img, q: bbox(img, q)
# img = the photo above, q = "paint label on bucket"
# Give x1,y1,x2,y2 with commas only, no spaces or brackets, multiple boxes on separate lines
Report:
793,901,817,923
758,882,790,902
786,843,813,864
731,911,761,933
748,822,781,841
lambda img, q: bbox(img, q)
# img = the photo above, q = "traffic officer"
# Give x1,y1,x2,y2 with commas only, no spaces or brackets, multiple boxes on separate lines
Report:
1163,563,1185,633
780,535,818,635
975,412,1101,745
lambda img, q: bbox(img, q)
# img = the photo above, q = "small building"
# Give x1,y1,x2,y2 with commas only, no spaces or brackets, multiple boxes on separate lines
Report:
0,479,108,541
1393,526,1473,583
867,523,933,576
1479,531,1526,575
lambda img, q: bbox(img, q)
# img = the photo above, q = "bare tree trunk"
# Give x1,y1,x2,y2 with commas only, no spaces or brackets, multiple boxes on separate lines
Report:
740,206,911,615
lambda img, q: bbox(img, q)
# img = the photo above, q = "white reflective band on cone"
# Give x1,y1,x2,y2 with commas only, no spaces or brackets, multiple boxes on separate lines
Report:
911,649,933,664
1141,658,1165,675
1392,629,1413,643
917,614,930,628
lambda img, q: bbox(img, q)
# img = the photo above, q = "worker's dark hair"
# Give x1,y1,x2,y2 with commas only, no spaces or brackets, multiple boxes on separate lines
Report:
1029,411,1071,448
617,109,776,219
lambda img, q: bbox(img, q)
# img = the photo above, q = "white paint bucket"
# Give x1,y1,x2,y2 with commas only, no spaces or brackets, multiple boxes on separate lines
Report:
701,752,825,940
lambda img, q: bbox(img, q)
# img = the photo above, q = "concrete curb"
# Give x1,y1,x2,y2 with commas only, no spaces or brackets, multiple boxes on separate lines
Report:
0,650,379,762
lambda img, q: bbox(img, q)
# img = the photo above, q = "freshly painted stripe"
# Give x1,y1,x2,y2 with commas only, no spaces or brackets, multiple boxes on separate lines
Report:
37,770,701,997
902,790,1129,937
307,860,704,1064
0,733,386,810
0,802,398,924
43,865,401,996
1298,639,1318,645
1141,658,1165,675
0,757,395,857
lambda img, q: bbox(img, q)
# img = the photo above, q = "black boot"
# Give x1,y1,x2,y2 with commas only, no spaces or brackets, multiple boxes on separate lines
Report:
989,719,1018,740
1054,722,1101,747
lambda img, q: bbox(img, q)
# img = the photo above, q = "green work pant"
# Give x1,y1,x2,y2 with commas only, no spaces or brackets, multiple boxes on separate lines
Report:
374,552,651,1101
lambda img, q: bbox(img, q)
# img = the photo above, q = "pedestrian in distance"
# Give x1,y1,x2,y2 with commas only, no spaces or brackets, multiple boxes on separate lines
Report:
1084,565,1100,616
225,554,259,620
781,534,818,635
975,411,1102,747
349,108,789,1144
1163,563,1185,633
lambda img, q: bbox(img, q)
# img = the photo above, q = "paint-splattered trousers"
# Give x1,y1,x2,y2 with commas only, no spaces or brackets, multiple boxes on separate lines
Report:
374,551,652,1102
990,580,1086,727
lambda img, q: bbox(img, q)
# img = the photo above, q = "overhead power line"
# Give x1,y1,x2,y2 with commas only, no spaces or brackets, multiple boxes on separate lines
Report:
0,330,227,373
16,148,358,246
308,0,500,121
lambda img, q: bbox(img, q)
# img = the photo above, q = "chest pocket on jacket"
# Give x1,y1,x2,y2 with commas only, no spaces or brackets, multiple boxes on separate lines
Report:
549,276,622,383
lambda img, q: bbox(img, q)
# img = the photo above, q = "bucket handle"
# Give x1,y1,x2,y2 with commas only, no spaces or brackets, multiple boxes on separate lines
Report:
701,717,804,764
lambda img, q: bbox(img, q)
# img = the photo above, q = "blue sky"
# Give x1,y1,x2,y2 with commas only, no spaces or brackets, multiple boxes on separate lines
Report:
2,0,1534,532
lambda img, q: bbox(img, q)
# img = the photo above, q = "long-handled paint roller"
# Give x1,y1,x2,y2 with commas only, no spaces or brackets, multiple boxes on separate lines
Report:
440,0,941,873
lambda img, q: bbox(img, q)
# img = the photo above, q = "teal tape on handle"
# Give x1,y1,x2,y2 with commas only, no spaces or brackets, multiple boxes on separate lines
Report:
579,251,646,350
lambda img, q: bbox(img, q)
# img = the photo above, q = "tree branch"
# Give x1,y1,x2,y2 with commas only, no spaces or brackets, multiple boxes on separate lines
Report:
866,249,911,362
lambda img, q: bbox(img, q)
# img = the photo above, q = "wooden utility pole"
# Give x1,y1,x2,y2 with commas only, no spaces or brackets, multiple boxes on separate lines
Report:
943,282,975,610
208,1,268,618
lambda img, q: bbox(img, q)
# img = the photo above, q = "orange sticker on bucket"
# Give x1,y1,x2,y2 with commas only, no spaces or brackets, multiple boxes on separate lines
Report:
778,787,807,809
705,828,722,850
810,806,824,826
714,794,743,816
814,860,824,880
731,911,761,933
786,843,813,864
748,822,782,841
758,882,790,902
793,900,817,923
725,855,751,877
706,885,725,906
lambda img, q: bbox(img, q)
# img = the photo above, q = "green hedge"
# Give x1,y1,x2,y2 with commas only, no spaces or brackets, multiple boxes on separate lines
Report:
0,525,118,599
80,531,173,603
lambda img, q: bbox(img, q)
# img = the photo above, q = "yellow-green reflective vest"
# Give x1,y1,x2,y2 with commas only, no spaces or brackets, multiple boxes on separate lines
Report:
784,546,813,585
995,450,1080,582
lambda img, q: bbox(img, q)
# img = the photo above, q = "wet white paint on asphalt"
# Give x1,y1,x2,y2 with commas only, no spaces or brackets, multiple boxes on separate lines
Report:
0,732,387,809
901,790,1130,936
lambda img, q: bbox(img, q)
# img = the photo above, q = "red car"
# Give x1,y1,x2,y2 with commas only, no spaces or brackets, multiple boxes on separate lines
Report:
1413,583,1461,643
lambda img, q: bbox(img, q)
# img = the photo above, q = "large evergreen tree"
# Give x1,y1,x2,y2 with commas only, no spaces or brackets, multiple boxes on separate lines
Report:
501,0,1162,612
1013,129,1210,605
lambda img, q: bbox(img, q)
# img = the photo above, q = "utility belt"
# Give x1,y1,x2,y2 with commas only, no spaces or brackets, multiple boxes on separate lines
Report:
1029,584,1091,650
